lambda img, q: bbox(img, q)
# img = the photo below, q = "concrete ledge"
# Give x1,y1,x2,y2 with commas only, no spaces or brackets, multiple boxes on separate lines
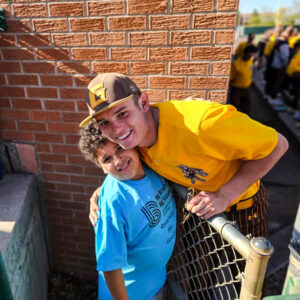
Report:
0,174,52,300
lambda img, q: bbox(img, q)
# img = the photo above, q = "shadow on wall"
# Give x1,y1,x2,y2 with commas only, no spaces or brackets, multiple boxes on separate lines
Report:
1,19,94,116
5,19,92,76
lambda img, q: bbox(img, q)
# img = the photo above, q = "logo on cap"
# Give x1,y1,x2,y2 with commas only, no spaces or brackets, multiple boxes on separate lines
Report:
89,82,107,109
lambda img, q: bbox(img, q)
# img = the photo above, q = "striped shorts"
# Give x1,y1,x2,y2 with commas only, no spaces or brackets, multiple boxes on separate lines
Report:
225,183,269,238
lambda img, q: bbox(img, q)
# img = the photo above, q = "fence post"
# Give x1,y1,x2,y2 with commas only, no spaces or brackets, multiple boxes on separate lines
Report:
0,252,13,300
282,203,300,295
240,237,273,300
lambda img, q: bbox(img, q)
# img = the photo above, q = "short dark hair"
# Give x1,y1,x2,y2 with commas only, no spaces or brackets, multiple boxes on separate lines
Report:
244,44,258,54
133,91,142,109
248,32,255,41
79,119,107,167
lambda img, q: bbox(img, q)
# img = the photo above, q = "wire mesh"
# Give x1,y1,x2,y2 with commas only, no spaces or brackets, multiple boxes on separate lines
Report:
166,195,247,300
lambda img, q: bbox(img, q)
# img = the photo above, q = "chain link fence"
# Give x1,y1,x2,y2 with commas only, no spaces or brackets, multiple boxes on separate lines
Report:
166,185,273,300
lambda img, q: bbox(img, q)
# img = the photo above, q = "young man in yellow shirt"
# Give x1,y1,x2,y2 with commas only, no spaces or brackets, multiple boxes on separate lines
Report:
234,32,255,59
265,27,293,107
287,40,300,127
264,25,284,57
80,73,288,241
229,44,258,114
264,25,284,97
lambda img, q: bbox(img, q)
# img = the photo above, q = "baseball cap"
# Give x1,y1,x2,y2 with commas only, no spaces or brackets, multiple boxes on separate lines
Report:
79,73,140,128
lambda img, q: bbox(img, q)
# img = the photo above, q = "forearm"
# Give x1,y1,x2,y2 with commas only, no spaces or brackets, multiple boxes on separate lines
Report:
104,269,129,300
219,132,289,205
187,132,288,218
89,185,101,226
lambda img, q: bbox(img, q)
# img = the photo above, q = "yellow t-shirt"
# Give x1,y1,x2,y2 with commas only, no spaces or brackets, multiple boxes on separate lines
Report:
287,51,300,76
139,100,278,208
230,57,253,89
264,38,275,56
235,41,247,58
289,36,300,48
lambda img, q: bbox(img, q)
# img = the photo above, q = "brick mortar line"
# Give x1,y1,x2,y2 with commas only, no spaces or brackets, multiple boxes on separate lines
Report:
214,0,218,10
167,0,172,14
0,29,234,36
2,29,236,34
4,11,231,20
2,72,230,77
0,45,234,49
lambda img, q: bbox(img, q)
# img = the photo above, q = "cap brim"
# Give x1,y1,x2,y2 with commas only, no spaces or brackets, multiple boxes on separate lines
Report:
79,94,134,128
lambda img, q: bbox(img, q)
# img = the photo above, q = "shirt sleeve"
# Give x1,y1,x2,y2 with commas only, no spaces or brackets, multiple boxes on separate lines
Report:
95,194,128,272
198,104,278,161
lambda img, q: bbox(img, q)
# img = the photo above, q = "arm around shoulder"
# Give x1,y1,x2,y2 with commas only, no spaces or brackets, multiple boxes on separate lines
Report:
89,185,102,226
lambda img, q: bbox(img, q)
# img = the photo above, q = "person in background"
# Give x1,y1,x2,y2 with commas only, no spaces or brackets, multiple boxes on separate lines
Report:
264,25,284,98
288,27,299,49
229,44,258,114
286,39,300,127
266,27,293,109
257,30,273,69
264,25,284,58
79,119,176,300
234,32,256,59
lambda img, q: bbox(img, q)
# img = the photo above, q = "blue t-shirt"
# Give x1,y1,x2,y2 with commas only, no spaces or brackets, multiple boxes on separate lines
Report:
95,165,176,300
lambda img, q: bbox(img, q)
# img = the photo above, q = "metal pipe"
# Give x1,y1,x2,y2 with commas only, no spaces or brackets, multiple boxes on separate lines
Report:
240,237,273,300
282,203,300,295
208,214,250,258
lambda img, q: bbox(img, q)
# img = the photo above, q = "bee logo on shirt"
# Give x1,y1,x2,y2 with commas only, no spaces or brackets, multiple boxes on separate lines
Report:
177,165,208,184
141,201,161,227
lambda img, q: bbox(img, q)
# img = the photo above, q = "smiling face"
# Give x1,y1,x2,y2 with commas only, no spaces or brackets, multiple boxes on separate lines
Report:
96,140,145,181
94,93,156,149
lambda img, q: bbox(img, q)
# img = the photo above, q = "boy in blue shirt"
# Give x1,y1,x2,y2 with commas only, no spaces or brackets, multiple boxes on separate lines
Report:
79,119,176,300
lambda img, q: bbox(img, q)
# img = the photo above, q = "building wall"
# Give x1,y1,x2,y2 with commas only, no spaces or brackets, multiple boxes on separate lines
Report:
0,0,238,278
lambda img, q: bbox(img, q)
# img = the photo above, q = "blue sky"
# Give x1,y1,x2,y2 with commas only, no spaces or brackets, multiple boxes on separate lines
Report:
239,0,294,13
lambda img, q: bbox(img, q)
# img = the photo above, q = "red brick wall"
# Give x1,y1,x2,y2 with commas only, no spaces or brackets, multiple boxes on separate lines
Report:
0,0,238,278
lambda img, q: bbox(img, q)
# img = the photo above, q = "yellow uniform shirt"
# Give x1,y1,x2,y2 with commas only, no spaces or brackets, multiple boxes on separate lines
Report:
287,51,300,76
264,38,275,56
230,58,253,89
235,41,247,58
289,36,300,48
139,100,278,209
